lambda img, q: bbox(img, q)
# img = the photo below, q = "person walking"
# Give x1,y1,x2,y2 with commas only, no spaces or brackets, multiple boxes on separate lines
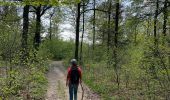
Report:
66,59,82,100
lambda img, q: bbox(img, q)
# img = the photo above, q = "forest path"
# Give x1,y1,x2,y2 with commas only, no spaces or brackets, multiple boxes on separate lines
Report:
45,61,100,100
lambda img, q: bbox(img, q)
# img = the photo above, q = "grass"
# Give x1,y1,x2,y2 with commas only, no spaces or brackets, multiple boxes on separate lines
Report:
83,63,168,100
57,80,67,100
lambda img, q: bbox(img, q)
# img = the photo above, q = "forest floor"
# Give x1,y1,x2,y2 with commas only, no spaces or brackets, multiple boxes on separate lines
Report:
45,61,100,100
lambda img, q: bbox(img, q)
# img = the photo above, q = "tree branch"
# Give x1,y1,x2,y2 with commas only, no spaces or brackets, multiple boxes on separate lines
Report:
40,6,52,16
29,10,36,13
80,8,108,15
32,6,38,10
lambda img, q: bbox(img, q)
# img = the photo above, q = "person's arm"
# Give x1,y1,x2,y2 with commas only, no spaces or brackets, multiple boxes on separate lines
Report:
66,67,71,86
78,67,82,84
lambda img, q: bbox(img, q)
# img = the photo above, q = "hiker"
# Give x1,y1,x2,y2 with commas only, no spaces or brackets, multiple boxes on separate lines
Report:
66,59,82,100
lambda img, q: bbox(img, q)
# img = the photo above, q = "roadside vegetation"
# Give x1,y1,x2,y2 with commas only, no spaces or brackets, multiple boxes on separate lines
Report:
0,0,169,99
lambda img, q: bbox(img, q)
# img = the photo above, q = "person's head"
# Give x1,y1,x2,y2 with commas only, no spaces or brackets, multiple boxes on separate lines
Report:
70,59,77,66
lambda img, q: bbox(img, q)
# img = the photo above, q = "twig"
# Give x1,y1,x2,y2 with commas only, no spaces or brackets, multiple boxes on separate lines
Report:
80,83,84,100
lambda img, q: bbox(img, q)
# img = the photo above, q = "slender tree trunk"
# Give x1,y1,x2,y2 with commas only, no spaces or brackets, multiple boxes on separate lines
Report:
75,3,81,60
102,30,105,44
114,0,120,89
161,0,170,82
33,6,51,49
154,0,159,47
169,28,170,69
153,0,159,76
49,15,52,40
147,18,150,36
34,6,41,50
152,0,166,88
92,0,96,51
80,2,85,64
21,5,29,60
163,0,168,37
153,0,159,74
134,25,137,45
107,0,111,67
49,11,54,40
115,0,119,48
169,48,170,69
22,5,29,50
107,0,111,52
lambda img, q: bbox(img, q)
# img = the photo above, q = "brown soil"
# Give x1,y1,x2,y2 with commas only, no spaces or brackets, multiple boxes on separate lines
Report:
45,61,101,100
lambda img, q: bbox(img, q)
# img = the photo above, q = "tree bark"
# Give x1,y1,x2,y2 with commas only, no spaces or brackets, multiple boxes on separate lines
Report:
107,0,111,53
49,10,55,40
163,0,168,36
146,18,150,36
33,5,51,49
154,0,159,47
22,5,29,50
80,2,85,64
75,3,81,60
92,0,96,51
114,0,120,89
49,15,52,40
134,25,138,45
21,5,29,61
34,6,41,50
107,0,112,67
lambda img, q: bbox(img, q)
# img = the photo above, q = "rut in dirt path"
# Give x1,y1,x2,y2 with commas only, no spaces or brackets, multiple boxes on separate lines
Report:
45,61,101,100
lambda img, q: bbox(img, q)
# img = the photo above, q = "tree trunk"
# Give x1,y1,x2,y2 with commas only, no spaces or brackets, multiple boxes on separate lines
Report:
107,0,112,67
161,0,170,82
163,0,168,37
154,0,159,47
107,0,111,52
49,15,52,40
102,31,105,44
169,28,170,71
34,6,41,50
92,0,96,51
134,25,138,45
22,5,29,50
49,11,54,40
146,18,150,36
75,3,81,60
115,0,119,48
114,0,120,89
80,2,85,65
21,5,29,60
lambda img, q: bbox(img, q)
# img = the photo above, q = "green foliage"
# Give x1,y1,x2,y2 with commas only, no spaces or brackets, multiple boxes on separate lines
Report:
0,48,49,99
82,31,170,99
0,0,169,99
0,7,21,61
0,0,81,6
41,39,74,60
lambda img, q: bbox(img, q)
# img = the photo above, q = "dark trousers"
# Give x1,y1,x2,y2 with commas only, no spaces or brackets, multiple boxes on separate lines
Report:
69,84,78,100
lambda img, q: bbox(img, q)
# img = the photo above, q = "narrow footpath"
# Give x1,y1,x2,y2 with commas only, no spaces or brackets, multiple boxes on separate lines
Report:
45,61,100,100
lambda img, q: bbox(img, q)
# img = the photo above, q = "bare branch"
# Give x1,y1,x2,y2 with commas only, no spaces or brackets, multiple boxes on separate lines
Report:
80,8,108,15
32,6,38,10
40,6,52,16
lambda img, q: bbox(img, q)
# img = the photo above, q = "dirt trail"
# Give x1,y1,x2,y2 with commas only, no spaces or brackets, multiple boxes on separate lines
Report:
45,61,100,100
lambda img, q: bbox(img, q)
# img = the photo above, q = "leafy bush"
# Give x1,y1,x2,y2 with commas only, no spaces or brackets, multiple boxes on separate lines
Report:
41,39,74,60
0,48,49,99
